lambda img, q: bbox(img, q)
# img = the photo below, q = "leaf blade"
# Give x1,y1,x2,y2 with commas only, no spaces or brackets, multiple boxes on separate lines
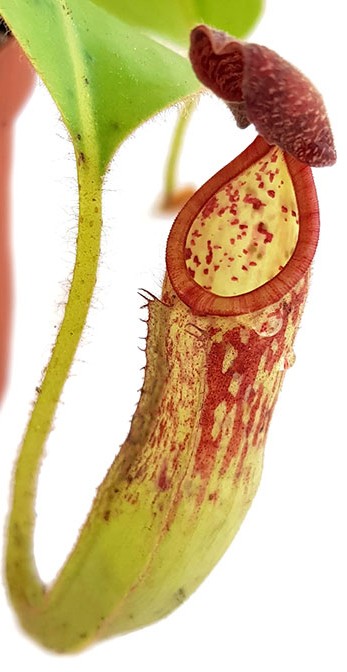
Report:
0,0,200,172
90,0,263,43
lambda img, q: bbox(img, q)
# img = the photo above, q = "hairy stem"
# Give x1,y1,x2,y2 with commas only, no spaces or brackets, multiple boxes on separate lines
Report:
6,155,103,612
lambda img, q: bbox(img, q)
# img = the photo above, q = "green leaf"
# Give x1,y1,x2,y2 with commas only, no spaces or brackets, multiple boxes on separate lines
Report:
90,0,263,44
0,0,200,174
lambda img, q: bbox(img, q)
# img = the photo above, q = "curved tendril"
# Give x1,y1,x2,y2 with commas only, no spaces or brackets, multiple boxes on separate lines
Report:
6,158,103,615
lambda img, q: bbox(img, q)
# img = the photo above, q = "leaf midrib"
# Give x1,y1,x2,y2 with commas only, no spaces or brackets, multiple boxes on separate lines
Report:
57,0,99,163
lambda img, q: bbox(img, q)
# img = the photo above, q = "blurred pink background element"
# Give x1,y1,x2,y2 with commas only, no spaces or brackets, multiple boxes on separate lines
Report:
0,35,35,402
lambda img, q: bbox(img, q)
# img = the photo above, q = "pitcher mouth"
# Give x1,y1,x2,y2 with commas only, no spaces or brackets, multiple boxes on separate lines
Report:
166,135,319,316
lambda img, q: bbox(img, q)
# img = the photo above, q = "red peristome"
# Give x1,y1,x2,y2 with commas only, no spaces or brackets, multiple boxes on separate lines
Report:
166,135,319,317
189,25,336,167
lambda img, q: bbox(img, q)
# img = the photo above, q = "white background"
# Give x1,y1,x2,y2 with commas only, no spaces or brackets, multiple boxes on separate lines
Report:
1,0,346,669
